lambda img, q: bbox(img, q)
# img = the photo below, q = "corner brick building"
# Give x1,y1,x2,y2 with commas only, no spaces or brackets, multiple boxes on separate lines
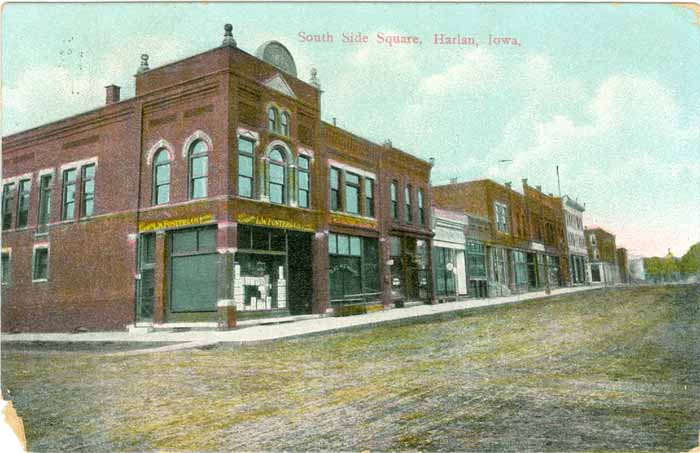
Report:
432,178,567,296
1,26,434,332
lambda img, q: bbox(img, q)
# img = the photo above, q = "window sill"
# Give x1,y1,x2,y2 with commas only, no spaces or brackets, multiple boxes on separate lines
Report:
237,196,314,212
267,130,291,140
32,279,48,283
330,210,376,222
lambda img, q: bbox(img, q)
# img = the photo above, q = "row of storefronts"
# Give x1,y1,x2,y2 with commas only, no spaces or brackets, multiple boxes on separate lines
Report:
1,26,608,333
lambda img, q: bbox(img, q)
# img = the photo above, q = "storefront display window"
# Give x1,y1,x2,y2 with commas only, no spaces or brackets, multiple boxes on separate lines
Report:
329,233,379,304
169,226,218,313
236,225,289,311
547,255,561,287
513,250,528,287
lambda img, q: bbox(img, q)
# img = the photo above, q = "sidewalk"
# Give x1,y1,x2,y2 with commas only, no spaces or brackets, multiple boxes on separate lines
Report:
1,286,601,352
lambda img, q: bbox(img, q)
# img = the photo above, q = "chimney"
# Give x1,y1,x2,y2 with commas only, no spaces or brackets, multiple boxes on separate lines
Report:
383,139,392,148
428,157,435,167
105,85,121,105
505,181,512,189
332,117,337,126
536,185,542,192
450,177,458,184
521,178,528,186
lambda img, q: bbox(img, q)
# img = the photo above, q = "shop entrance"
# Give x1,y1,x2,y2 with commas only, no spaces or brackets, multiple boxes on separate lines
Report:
135,233,156,323
390,236,430,302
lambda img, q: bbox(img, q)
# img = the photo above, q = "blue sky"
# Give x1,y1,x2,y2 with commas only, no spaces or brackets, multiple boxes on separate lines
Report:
3,3,699,257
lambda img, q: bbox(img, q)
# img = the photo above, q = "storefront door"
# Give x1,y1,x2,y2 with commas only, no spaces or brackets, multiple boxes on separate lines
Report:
135,233,156,323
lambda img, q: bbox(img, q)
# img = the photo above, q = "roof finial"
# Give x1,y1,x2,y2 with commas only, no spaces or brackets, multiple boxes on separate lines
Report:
310,68,321,90
222,23,237,47
137,54,150,74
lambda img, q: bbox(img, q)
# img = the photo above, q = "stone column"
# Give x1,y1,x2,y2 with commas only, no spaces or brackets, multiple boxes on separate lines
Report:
216,221,237,306
288,164,297,207
259,157,269,202
380,236,393,308
153,231,167,324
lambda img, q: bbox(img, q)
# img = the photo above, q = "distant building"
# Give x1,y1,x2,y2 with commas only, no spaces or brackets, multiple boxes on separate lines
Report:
628,254,646,282
561,195,589,285
585,227,619,285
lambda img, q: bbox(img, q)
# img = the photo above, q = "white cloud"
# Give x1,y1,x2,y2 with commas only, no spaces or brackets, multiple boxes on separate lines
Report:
3,34,202,135
417,48,498,97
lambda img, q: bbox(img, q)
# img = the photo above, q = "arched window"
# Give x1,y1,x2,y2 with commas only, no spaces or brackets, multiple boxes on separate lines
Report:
280,112,290,136
268,148,286,204
153,149,170,205
188,140,208,199
267,107,278,132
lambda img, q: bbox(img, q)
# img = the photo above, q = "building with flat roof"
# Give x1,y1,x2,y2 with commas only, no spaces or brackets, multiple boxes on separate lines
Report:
432,178,567,297
562,195,589,285
1,25,434,332
584,226,619,285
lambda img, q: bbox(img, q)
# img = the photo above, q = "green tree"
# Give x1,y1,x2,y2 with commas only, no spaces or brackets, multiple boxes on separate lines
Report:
680,242,700,275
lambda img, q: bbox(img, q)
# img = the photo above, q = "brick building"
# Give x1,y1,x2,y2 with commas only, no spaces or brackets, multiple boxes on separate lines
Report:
584,226,619,285
1,25,434,332
432,178,567,297
561,195,589,285
616,247,629,284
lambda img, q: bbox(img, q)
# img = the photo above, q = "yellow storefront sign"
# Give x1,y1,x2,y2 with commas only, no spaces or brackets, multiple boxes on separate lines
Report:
330,213,377,229
138,214,214,232
237,213,314,232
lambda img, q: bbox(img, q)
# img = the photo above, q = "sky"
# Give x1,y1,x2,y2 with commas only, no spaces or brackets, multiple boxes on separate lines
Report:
2,3,699,258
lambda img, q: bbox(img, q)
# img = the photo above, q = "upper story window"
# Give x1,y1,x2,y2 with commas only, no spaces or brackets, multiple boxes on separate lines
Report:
364,178,374,218
37,174,52,232
268,148,286,204
81,164,95,217
297,155,310,208
2,183,15,230
405,185,413,223
330,167,341,211
16,179,31,228
268,107,278,132
61,168,77,220
345,172,360,215
237,137,255,198
1,252,9,285
390,181,398,220
188,140,208,199
418,188,425,225
32,246,49,282
153,149,171,205
494,202,508,233
281,112,290,136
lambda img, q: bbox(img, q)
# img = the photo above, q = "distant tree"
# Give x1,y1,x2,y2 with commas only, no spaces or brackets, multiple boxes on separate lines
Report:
644,257,664,281
680,242,700,275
